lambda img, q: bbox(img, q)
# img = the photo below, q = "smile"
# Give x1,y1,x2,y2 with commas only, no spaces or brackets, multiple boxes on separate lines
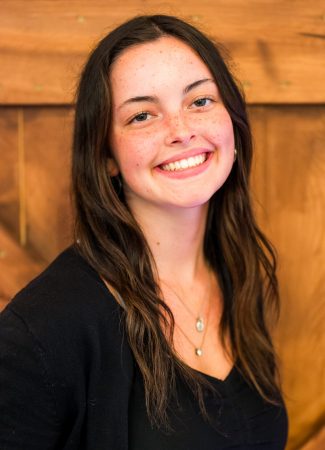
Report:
160,153,208,172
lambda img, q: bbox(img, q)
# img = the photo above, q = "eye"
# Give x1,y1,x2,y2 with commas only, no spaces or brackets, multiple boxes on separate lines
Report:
192,97,214,108
129,112,151,124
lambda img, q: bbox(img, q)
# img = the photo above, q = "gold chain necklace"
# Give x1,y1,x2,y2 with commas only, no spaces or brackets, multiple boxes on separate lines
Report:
175,293,212,357
174,289,207,333
176,271,212,334
161,272,213,357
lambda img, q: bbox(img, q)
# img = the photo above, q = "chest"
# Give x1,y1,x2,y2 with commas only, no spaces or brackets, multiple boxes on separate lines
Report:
171,297,233,380
128,365,289,450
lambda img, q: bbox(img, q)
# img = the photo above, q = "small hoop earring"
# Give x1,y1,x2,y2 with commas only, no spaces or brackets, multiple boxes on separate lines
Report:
234,148,237,162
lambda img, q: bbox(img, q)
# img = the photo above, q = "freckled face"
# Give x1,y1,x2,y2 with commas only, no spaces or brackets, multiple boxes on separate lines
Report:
108,36,235,215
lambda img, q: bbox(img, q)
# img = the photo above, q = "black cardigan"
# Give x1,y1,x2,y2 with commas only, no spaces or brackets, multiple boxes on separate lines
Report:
0,247,134,449
0,247,288,449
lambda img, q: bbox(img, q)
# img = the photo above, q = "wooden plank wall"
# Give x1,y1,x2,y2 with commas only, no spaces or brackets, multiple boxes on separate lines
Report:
0,1,324,448
0,107,73,258
250,106,325,448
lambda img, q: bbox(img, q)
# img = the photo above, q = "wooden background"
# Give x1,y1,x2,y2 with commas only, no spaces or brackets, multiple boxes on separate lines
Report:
0,1,324,448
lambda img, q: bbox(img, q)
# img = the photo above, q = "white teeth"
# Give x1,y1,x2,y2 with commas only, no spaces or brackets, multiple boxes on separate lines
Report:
161,153,207,172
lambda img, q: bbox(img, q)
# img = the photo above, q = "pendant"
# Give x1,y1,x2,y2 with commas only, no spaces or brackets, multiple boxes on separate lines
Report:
196,317,204,332
195,348,203,357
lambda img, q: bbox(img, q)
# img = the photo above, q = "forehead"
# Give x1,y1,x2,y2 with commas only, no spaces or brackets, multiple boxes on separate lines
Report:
109,36,213,98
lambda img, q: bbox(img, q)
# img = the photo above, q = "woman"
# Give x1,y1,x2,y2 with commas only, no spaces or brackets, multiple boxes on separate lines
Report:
0,15,288,449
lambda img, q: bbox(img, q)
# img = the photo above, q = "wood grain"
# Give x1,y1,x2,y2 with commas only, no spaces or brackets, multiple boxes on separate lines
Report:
249,106,325,450
301,426,325,450
24,107,73,262
0,1,324,445
0,108,20,239
0,0,324,104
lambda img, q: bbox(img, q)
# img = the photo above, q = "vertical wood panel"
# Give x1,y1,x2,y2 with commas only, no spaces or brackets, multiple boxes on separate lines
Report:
17,109,26,245
24,107,73,261
0,108,20,239
250,106,325,450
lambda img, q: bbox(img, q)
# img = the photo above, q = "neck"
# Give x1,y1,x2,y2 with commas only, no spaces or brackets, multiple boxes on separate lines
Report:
130,202,210,284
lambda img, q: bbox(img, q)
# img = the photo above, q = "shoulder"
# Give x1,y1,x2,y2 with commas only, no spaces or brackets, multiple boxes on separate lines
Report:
1,246,128,366
0,247,134,443
1,243,133,382
8,245,120,327
10,244,111,305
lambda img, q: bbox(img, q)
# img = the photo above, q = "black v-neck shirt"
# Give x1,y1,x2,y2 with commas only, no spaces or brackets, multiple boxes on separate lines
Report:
129,364,288,449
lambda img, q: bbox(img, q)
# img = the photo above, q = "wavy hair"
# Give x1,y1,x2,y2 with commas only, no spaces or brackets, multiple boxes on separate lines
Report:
72,14,281,428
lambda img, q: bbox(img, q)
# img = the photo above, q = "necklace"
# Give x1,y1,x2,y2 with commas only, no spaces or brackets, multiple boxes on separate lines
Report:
176,291,207,333
162,272,212,335
164,272,213,357
175,290,212,357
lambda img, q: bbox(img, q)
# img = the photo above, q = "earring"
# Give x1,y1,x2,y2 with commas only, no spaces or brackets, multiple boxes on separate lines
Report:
234,148,237,162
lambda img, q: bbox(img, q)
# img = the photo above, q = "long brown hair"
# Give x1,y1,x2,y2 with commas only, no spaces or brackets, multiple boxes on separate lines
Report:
72,15,281,428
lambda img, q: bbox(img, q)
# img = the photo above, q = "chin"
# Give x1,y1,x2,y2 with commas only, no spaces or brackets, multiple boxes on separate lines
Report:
169,191,217,210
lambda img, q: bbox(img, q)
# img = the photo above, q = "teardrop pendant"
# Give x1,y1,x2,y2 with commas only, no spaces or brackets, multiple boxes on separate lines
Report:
195,348,203,357
196,317,204,333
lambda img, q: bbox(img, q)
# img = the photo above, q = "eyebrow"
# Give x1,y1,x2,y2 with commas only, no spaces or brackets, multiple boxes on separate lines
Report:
118,78,214,110
184,78,214,93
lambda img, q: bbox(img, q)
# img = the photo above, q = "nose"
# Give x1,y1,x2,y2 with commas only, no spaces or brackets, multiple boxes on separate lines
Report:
164,112,196,146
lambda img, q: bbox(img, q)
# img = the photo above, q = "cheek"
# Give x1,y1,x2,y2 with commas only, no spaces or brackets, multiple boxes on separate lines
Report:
210,115,234,148
118,131,161,166
111,134,150,178
193,110,234,146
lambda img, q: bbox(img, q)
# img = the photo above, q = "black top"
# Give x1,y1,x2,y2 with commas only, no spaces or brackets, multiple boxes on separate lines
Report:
129,365,288,450
0,247,134,449
0,247,288,449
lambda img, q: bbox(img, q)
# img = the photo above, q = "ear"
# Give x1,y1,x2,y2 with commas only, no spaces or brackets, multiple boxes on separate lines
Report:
107,157,119,177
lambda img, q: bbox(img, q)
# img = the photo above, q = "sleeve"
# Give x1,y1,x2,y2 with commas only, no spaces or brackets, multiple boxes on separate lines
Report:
0,307,62,449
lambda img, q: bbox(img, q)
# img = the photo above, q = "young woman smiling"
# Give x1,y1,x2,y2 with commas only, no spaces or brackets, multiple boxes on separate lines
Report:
0,15,288,449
